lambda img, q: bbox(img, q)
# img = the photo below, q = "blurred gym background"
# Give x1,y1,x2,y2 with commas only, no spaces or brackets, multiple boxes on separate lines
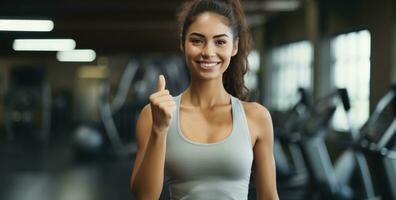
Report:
0,0,395,200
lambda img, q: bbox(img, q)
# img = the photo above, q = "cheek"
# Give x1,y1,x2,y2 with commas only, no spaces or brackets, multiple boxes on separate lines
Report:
184,45,201,60
218,48,234,60
184,49,196,70
184,43,234,61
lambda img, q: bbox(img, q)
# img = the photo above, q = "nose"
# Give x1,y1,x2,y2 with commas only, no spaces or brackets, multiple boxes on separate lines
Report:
201,42,216,57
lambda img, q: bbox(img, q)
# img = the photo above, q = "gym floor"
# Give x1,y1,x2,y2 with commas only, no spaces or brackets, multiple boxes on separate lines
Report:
0,130,135,200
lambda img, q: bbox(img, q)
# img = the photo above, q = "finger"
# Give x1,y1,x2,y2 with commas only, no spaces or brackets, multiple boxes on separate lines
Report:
150,89,170,99
162,104,177,114
156,75,166,92
152,95,175,104
159,100,176,107
149,90,171,101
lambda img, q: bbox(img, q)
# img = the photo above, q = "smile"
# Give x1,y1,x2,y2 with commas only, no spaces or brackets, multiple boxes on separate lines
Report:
196,61,222,70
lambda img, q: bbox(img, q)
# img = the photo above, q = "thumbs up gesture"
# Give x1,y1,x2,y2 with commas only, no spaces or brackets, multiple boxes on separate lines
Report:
149,75,176,134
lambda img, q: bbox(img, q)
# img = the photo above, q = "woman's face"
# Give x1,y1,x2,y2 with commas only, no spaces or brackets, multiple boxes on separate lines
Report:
183,12,238,80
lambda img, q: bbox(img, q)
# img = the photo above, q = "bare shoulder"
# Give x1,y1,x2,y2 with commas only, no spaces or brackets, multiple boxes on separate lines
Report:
241,101,270,117
241,101,273,141
136,103,152,141
140,103,152,119
241,101,272,124
137,103,152,126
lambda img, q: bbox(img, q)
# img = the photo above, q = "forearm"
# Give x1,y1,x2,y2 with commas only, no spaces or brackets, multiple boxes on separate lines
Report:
256,193,279,200
132,130,167,199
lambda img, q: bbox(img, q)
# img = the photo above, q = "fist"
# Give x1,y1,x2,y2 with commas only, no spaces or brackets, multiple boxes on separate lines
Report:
149,75,176,133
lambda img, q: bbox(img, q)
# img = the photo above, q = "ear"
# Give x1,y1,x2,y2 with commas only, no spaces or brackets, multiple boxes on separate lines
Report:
232,38,239,56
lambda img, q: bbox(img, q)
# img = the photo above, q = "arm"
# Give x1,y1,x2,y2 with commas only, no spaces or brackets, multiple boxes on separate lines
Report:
130,104,166,199
130,75,175,200
251,103,279,200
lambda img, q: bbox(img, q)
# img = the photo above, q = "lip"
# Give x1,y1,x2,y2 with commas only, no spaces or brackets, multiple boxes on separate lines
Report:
196,60,221,63
196,60,222,64
195,61,222,70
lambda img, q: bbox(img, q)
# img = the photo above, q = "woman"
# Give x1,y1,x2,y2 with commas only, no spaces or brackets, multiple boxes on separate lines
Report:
130,0,278,199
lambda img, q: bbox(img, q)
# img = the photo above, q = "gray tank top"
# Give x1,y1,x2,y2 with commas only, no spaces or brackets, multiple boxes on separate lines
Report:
165,94,254,200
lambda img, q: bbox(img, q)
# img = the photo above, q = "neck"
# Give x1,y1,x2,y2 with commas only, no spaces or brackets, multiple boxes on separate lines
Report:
182,76,230,108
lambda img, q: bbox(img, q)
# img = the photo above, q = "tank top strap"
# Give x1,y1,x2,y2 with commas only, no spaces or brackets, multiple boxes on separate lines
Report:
230,96,253,149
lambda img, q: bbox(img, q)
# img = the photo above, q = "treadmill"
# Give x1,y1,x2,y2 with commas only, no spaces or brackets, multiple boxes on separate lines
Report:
358,86,396,199
297,88,379,200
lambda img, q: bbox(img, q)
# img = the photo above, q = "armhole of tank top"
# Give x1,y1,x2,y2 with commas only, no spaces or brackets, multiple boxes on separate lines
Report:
236,99,254,150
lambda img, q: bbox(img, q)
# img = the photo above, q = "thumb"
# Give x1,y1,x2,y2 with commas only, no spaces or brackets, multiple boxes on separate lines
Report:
157,75,166,92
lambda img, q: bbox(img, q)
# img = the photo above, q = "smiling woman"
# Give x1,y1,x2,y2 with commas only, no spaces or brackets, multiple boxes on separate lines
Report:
183,12,238,80
130,0,279,199
179,0,252,101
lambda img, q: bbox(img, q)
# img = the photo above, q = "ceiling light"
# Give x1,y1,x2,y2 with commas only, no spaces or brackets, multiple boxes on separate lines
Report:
0,19,54,32
13,39,76,51
57,49,96,62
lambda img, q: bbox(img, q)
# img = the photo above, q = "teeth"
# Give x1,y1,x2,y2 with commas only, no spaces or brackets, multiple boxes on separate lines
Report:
199,62,219,69
202,63,217,67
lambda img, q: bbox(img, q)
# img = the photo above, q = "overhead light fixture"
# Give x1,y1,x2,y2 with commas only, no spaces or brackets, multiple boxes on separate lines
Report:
0,19,54,32
13,39,76,51
263,1,300,11
57,49,96,62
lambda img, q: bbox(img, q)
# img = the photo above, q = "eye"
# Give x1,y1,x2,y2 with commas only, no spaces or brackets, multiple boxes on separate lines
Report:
215,40,227,46
190,38,203,45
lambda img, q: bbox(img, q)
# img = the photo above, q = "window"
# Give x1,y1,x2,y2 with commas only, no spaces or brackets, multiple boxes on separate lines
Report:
269,41,313,110
331,30,371,130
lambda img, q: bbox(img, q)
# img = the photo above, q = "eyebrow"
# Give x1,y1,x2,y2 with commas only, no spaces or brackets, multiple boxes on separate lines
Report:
189,32,229,38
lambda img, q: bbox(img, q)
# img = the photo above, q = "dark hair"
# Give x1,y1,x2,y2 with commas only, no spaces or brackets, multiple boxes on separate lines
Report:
177,0,252,101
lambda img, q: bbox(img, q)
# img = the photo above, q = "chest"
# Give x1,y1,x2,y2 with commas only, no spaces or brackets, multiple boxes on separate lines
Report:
179,106,233,144
164,99,255,181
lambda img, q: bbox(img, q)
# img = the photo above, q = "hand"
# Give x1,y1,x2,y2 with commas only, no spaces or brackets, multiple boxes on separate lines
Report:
149,75,176,134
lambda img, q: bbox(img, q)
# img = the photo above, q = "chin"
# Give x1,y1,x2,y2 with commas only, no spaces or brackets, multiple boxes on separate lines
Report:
194,70,225,81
